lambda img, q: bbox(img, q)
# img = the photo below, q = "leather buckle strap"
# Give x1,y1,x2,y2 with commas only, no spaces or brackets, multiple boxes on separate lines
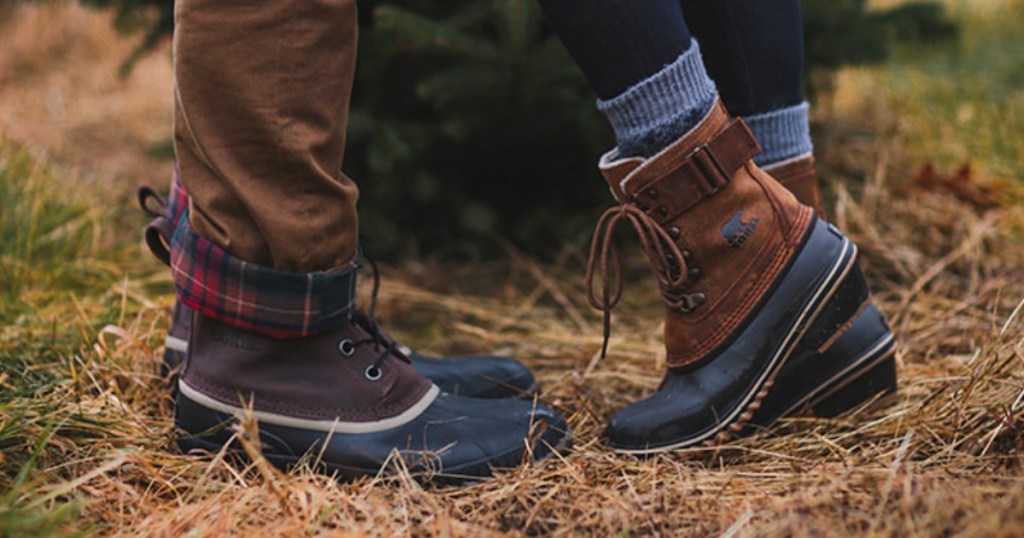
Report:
689,142,730,195
630,119,760,224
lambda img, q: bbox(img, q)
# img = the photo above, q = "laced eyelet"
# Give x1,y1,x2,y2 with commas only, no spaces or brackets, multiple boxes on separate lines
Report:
678,292,707,313
364,365,382,381
338,339,355,356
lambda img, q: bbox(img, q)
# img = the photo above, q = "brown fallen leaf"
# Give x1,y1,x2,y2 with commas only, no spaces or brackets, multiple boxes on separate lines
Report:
905,162,1008,212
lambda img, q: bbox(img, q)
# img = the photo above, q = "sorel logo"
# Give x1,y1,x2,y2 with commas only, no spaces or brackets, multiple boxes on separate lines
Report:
721,210,759,248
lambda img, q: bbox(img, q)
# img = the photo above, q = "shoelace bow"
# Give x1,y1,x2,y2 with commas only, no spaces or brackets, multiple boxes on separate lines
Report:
584,202,691,359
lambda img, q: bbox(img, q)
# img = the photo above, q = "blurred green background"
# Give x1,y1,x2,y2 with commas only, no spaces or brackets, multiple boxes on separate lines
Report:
75,0,962,257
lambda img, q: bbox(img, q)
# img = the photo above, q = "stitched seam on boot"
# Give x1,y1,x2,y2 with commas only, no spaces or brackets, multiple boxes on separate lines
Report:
753,163,796,236
816,299,873,354
665,207,812,367
663,185,810,364
664,243,788,366
673,210,781,324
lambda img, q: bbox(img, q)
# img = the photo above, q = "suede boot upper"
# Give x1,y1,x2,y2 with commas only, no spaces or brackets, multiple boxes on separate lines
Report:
181,313,435,425
765,155,826,218
592,100,814,368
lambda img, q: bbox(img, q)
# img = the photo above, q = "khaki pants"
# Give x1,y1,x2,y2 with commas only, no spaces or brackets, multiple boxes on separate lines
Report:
173,0,359,272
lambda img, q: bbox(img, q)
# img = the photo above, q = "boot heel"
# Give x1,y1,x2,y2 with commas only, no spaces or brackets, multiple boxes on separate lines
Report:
811,354,897,418
161,348,184,377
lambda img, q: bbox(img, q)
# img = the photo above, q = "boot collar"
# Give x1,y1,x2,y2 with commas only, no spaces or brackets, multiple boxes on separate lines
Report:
598,99,743,204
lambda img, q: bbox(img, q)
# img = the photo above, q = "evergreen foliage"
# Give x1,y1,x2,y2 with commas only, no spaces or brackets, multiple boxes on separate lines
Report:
79,0,174,77
803,0,957,96
69,0,956,257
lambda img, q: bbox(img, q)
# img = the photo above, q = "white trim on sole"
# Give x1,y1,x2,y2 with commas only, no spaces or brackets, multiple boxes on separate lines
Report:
178,380,441,434
165,335,188,353
614,238,856,455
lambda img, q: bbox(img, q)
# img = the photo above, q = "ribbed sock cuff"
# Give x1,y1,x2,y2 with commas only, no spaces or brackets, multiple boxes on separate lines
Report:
743,102,814,167
597,39,718,158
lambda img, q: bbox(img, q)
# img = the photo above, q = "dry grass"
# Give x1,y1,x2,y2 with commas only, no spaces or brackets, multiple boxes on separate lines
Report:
2,3,1024,537
0,2,173,198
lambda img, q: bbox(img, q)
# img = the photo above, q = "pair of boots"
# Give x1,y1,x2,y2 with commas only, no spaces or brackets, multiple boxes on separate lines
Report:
145,99,895,482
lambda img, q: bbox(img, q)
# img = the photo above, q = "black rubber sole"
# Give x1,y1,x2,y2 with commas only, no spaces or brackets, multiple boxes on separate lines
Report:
607,219,862,454
174,389,572,486
741,260,898,436
810,350,898,418
176,428,572,487
177,434,378,482
750,316,897,432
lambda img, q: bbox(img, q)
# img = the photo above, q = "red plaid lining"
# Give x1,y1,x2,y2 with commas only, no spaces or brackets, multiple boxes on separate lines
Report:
170,213,358,339
166,164,189,232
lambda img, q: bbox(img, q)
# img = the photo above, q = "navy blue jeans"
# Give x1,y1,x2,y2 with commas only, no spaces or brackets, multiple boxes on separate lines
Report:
538,0,804,116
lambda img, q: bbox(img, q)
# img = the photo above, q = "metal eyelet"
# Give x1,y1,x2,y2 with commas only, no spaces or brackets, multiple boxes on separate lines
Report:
667,226,681,239
364,365,383,381
678,292,707,313
645,188,659,199
338,339,355,356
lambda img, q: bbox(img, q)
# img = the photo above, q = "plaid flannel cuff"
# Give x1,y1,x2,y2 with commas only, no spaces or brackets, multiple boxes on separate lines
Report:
170,213,358,339
166,164,189,229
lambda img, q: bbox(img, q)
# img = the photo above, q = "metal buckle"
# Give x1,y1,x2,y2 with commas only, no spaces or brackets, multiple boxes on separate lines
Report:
688,143,729,195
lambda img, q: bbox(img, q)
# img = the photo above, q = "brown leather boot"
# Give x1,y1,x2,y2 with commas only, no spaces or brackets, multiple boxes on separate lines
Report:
764,155,826,218
587,100,869,453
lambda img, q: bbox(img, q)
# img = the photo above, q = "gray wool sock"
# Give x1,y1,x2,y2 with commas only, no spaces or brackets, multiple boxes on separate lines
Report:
743,102,814,166
597,39,718,158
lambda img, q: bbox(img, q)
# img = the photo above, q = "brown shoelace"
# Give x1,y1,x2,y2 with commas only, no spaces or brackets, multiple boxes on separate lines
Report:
585,202,692,358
